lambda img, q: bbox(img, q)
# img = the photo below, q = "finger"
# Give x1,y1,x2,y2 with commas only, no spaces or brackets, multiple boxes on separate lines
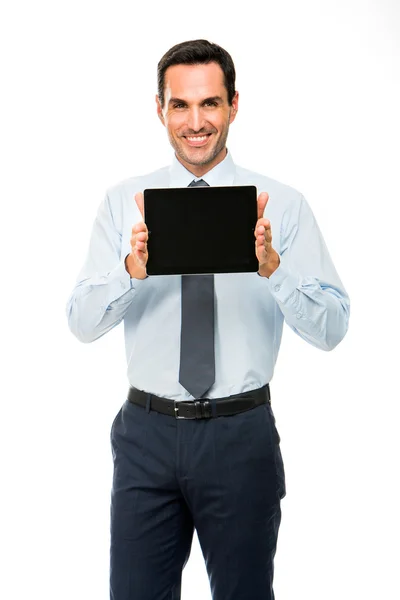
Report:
257,192,269,220
134,242,148,263
256,226,272,247
255,238,268,262
135,248,146,265
130,230,148,253
254,219,271,237
256,236,272,248
135,192,144,218
132,222,148,234
135,231,148,242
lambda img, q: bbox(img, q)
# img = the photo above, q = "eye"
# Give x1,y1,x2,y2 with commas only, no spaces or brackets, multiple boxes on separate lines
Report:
173,103,186,109
204,101,218,107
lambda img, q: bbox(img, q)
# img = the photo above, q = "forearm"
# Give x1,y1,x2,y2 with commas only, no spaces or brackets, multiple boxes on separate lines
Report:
262,258,350,351
66,259,146,343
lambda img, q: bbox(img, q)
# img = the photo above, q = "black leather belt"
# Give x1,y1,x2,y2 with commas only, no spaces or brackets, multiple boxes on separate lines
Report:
127,384,271,419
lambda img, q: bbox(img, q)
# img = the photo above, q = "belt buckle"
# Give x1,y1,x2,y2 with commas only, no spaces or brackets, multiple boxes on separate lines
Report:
174,400,196,419
174,399,213,419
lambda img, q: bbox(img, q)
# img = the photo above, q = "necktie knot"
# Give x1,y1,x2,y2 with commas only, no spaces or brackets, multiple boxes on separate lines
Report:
188,179,209,187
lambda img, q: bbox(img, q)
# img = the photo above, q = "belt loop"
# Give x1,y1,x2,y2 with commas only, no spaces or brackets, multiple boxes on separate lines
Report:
211,398,217,418
146,393,151,413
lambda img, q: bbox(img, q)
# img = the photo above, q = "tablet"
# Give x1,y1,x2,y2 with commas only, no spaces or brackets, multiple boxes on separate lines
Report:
143,185,258,275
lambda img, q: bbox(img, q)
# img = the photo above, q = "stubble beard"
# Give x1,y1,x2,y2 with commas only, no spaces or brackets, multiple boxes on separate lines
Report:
169,127,229,167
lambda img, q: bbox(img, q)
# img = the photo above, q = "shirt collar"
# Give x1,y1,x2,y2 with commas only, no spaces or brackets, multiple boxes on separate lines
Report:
169,148,236,188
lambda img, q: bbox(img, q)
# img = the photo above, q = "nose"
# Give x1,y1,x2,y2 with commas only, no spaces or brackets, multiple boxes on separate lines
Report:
186,106,205,133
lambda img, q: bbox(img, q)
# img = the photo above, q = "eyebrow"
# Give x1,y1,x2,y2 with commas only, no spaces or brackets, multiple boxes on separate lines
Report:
168,96,224,105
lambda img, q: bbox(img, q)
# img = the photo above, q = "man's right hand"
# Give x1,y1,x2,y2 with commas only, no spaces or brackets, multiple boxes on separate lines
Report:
125,192,149,279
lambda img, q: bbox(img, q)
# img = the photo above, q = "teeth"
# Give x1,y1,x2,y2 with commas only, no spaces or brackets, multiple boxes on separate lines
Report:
186,135,208,141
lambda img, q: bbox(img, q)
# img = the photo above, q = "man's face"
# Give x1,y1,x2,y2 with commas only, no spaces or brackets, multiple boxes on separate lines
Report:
156,62,238,175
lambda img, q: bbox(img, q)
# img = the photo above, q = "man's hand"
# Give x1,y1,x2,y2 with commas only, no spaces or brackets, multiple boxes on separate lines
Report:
125,192,149,279
255,192,280,278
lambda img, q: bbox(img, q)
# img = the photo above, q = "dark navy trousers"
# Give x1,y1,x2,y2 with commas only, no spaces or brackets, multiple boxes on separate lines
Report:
109,390,286,600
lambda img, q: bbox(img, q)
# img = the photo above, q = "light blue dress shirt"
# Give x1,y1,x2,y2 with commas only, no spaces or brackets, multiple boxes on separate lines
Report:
66,150,350,401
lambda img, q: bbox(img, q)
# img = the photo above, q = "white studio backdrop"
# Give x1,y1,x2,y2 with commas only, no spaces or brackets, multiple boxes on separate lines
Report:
1,0,399,599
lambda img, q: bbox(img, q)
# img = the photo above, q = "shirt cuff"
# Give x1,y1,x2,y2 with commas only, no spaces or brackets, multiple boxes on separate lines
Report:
106,259,149,305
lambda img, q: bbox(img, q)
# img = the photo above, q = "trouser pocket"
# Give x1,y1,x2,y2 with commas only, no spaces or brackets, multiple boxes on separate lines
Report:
110,405,123,442
263,403,286,500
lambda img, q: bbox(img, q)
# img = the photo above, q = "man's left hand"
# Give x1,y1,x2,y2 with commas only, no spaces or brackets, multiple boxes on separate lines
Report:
255,192,280,278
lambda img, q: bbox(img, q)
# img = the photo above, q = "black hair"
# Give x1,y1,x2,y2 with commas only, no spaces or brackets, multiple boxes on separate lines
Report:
157,39,236,108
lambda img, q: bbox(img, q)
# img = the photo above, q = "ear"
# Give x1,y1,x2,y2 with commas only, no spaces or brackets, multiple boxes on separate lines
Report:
156,95,165,125
229,91,239,124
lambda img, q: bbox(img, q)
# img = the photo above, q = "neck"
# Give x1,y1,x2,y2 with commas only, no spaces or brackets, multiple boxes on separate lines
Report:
176,147,227,178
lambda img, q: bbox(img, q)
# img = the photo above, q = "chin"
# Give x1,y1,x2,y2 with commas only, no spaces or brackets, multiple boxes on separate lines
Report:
179,146,221,167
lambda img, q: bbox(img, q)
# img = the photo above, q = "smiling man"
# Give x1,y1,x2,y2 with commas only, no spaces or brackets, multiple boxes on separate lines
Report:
67,40,350,600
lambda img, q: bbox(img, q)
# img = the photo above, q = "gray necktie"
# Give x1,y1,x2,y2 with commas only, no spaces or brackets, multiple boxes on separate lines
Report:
178,179,215,398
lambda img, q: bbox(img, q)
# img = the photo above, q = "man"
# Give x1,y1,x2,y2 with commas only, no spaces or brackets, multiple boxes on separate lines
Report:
67,39,350,600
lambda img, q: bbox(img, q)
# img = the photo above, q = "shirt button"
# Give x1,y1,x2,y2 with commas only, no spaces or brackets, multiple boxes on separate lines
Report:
274,285,281,292
296,312,302,319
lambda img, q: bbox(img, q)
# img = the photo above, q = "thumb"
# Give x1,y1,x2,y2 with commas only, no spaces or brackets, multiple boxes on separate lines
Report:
135,192,144,219
257,192,269,219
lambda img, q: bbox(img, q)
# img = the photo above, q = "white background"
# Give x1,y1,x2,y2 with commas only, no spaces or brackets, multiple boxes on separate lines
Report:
1,0,399,598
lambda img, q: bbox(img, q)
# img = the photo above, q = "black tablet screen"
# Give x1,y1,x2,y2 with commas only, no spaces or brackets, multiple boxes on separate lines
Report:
144,185,258,275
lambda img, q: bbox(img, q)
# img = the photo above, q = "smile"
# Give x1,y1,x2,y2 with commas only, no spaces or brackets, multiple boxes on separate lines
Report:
183,134,212,146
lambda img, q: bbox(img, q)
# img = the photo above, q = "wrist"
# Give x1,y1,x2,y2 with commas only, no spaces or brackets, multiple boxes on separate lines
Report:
258,251,280,278
125,253,148,280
